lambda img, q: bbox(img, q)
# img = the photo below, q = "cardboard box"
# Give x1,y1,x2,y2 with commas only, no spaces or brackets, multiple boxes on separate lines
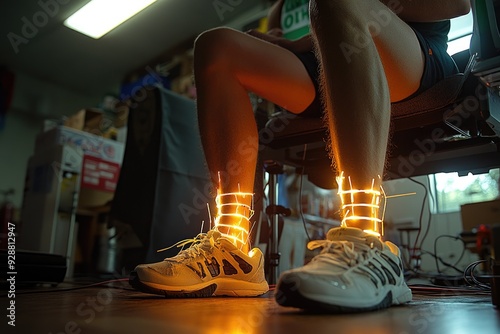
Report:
35,126,125,193
114,104,129,128
83,109,105,135
78,188,115,209
81,155,120,192
171,74,196,99
36,126,124,164
64,109,85,130
64,109,104,134
461,199,500,231
44,119,63,132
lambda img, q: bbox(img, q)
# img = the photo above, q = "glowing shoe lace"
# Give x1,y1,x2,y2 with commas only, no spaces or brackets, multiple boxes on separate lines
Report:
157,230,219,261
307,235,376,273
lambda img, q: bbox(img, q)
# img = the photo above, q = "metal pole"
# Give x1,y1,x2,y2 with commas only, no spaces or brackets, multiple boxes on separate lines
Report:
268,172,280,285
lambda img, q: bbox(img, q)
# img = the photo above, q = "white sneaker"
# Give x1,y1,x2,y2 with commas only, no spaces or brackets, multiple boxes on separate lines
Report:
129,230,269,297
275,227,412,312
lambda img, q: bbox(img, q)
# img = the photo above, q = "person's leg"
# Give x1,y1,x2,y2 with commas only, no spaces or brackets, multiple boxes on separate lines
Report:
275,0,420,312
130,28,317,297
194,27,316,251
309,0,425,234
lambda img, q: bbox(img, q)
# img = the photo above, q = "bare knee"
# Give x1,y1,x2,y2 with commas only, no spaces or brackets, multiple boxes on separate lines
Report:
310,0,396,31
309,0,353,22
194,27,241,74
310,0,343,13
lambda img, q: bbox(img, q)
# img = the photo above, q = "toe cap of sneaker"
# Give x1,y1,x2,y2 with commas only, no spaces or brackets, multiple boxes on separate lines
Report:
276,269,379,305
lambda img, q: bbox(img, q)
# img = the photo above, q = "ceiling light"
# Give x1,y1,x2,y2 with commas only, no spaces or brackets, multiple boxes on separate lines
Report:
64,0,157,39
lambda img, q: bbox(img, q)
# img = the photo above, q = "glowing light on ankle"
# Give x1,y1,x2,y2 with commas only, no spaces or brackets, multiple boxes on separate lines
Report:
214,190,254,247
337,172,383,236
363,229,382,237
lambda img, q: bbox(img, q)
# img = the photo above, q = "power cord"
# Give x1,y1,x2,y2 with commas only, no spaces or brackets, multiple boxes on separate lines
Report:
463,260,491,291
433,234,467,274
0,278,133,297
407,177,431,270
297,144,313,243
297,168,313,243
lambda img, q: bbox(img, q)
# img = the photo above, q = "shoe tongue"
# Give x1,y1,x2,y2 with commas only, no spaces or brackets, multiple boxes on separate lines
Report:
206,229,239,250
326,227,366,240
326,227,383,249
207,230,221,240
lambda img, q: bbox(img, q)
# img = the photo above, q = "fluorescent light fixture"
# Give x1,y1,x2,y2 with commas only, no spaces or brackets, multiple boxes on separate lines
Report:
64,0,157,39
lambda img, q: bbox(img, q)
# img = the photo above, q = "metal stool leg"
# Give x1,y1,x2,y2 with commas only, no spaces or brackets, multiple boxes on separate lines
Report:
264,161,291,285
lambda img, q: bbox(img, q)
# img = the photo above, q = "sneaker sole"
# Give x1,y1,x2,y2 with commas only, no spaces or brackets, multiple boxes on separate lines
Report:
129,271,269,298
276,281,412,313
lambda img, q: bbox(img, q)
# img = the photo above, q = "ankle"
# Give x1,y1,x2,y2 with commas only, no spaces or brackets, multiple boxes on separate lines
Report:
337,173,383,236
214,191,254,252
215,217,249,247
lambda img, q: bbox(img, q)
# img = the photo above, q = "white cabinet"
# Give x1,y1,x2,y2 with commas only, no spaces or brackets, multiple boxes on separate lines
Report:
19,145,82,277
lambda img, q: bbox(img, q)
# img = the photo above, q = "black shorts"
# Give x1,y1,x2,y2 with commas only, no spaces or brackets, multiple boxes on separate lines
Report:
407,26,459,99
292,27,459,116
294,50,322,117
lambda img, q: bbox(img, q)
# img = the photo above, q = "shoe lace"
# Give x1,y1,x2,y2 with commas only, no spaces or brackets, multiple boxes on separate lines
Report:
307,235,374,269
157,231,218,260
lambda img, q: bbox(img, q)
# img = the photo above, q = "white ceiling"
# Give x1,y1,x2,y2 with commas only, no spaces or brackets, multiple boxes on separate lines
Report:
0,0,269,100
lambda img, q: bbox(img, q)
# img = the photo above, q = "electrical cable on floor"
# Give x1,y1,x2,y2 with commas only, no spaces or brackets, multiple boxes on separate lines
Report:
408,283,493,296
0,278,133,296
401,177,497,291
405,253,500,296
463,260,491,291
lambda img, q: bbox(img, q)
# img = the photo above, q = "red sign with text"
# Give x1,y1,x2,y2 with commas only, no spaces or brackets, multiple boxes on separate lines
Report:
81,155,120,192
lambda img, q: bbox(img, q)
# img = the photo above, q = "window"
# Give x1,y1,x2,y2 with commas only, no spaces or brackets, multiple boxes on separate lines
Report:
447,10,474,55
427,13,498,214
429,169,500,213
